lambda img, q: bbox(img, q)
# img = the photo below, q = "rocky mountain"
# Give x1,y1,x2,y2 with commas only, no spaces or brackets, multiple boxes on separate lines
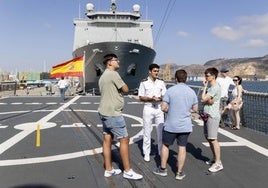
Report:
204,55,268,79
159,55,268,80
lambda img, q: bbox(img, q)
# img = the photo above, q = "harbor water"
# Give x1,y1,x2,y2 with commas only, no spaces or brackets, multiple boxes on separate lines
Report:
187,81,268,93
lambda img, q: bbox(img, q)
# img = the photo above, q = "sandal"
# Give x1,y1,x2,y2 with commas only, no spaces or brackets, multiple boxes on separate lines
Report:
232,127,240,130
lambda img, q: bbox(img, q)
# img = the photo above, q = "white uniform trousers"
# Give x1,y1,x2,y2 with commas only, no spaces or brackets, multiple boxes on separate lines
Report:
142,105,164,156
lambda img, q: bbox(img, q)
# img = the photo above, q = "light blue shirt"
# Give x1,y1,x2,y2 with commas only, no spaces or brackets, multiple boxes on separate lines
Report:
204,84,221,119
163,83,198,133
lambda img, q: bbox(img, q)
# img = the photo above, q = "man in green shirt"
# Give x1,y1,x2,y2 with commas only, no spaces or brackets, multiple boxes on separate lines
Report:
98,53,143,180
201,67,223,173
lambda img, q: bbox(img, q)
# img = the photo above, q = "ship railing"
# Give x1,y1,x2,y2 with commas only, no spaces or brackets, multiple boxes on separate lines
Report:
189,85,268,135
0,81,18,96
1,82,266,134
85,88,100,96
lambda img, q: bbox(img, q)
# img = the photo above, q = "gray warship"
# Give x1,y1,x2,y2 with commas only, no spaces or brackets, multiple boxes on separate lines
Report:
72,0,156,93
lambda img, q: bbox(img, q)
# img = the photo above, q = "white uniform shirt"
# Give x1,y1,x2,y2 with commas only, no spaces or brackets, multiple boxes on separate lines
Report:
216,76,234,98
57,79,68,89
138,77,166,106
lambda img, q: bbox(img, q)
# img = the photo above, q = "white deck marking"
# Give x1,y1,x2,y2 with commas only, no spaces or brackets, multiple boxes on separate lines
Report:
61,123,91,128
193,119,268,157
25,102,42,105
0,110,144,166
202,142,246,147
218,128,268,157
0,102,266,166
0,125,8,129
0,110,30,115
0,131,32,154
0,122,57,155
46,102,58,105
0,96,80,156
80,102,91,104
0,149,103,166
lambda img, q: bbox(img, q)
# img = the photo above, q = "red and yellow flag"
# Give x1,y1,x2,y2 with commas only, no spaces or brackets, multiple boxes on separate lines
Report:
50,56,83,78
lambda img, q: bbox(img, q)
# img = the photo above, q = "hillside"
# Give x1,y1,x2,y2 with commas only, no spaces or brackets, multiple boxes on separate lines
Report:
204,55,268,79
159,55,268,80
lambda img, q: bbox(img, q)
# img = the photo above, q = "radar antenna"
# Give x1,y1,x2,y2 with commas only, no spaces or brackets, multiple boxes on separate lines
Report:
111,0,117,13
110,0,118,41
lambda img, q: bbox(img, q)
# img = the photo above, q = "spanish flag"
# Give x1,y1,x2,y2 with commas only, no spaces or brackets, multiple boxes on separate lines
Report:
50,56,83,78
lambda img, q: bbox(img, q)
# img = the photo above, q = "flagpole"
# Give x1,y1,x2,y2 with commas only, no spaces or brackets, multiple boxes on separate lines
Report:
83,51,86,95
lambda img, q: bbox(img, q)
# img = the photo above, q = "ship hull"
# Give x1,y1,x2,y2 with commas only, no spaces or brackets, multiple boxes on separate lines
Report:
73,41,156,93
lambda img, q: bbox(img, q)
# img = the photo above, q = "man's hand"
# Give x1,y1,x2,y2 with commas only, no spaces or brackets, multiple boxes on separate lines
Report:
152,96,161,102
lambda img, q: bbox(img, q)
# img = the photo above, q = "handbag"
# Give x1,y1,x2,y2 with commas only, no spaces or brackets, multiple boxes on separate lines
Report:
230,99,242,111
231,100,239,111
199,112,210,122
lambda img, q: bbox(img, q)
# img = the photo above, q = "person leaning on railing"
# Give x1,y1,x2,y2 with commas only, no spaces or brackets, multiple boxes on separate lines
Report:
222,76,244,130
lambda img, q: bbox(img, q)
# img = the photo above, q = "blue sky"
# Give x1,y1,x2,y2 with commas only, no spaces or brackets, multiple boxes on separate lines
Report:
1,0,268,73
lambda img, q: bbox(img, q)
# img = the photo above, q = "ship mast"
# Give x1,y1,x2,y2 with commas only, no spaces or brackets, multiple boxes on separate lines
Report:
111,0,118,41
111,0,117,13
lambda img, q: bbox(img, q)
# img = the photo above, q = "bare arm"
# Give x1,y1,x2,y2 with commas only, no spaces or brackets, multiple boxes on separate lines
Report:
201,80,215,105
237,85,243,103
237,85,243,99
201,81,210,102
191,103,198,113
120,84,129,93
139,96,162,102
242,87,248,94
201,92,214,105
139,96,153,102
161,101,169,113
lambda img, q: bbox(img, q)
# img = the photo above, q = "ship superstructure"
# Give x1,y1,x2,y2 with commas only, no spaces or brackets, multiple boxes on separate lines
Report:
72,0,156,93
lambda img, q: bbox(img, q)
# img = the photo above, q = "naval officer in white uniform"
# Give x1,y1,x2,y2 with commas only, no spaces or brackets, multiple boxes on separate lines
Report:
138,64,166,162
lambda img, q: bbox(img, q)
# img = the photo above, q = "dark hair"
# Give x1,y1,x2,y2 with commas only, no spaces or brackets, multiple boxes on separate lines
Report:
103,53,118,65
234,75,242,85
204,67,219,79
175,69,187,83
149,63,160,71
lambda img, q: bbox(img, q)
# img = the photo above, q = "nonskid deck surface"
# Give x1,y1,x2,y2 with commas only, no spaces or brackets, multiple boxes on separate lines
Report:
0,96,267,188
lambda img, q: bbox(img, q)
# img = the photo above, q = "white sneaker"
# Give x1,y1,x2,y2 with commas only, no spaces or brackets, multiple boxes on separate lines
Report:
144,155,150,162
205,159,215,165
208,162,223,172
175,171,186,180
123,169,143,180
104,168,122,177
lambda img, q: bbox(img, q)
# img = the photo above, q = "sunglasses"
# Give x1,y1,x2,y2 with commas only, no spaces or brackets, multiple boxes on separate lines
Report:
233,79,238,81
